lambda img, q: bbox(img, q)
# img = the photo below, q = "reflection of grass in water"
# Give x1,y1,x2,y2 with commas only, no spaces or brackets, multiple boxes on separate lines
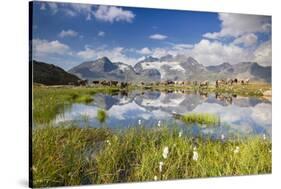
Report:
96,109,107,124
180,113,220,126
32,124,271,187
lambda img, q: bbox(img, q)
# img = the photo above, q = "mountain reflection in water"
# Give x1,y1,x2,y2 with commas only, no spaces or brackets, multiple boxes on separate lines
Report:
55,90,272,137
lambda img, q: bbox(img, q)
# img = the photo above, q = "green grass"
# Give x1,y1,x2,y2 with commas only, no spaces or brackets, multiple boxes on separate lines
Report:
135,82,271,97
32,125,271,187
209,82,271,97
75,94,93,104
96,109,107,124
33,85,119,124
31,85,272,187
180,113,220,126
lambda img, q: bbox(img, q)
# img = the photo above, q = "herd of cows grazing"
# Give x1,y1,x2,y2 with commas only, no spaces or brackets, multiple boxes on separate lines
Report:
68,78,250,88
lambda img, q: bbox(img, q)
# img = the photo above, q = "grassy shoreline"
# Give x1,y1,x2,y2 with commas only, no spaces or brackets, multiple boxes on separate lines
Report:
31,84,272,187
32,125,271,187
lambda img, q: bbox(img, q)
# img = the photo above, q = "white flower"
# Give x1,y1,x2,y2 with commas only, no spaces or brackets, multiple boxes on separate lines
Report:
138,119,142,125
193,146,197,151
154,175,158,181
221,134,225,140
263,134,266,140
157,120,161,127
179,131,183,138
234,146,240,154
159,161,164,172
192,150,199,161
162,146,169,159
106,140,111,145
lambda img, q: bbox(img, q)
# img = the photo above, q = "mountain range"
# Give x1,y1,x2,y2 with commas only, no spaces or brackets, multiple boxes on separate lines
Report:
68,55,271,83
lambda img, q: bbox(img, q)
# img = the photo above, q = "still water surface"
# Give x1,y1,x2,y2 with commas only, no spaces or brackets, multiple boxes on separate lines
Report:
54,90,272,138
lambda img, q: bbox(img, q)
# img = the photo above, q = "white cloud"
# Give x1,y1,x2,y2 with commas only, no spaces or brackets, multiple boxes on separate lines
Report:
93,6,135,23
232,33,258,47
46,3,94,20
203,13,271,39
135,43,193,58
149,34,168,40
137,47,152,55
32,39,70,56
65,4,93,18
59,29,78,38
47,2,59,14
189,39,253,66
77,46,138,66
172,43,194,50
253,40,272,66
98,31,105,37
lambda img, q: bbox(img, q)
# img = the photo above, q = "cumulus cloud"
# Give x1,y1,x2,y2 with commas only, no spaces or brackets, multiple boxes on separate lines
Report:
232,33,258,47
149,34,168,40
253,40,272,66
32,39,70,56
98,31,105,37
189,39,252,66
45,3,135,23
59,29,78,38
137,47,152,55
203,13,271,39
93,6,135,23
47,2,59,14
63,3,93,19
77,46,138,66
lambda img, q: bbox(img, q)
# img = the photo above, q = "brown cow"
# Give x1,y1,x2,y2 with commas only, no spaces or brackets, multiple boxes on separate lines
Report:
92,80,100,85
100,80,110,86
110,80,118,86
199,80,209,88
77,79,88,86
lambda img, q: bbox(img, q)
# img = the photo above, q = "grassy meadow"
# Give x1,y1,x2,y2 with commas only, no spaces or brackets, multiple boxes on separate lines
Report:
32,125,271,187
31,84,272,187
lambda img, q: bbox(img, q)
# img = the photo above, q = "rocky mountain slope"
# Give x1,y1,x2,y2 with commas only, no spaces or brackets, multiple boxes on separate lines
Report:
33,60,80,85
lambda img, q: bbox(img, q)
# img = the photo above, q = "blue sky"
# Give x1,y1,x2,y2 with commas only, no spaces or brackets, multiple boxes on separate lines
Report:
32,1,272,70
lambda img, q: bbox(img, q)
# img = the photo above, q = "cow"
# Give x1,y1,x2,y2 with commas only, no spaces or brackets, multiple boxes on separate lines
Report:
215,93,233,104
233,78,238,84
100,80,110,86
199,80,209,88
110,80,118,86
77,79,88,86
92,80,100,85
199,91,208,98
226,79,233,85
120,82,128,88
175,81,184,85
215,79,226,88
165,80,174,85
